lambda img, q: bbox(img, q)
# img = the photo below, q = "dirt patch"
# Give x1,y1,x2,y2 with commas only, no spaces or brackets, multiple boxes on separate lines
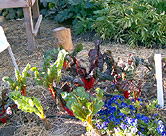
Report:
0,19,166,136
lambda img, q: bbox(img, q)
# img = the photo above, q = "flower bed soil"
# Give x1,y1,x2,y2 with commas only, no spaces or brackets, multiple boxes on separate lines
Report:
0,19,166,136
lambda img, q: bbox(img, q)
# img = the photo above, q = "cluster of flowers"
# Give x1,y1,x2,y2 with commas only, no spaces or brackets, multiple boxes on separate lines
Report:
96,94,166,136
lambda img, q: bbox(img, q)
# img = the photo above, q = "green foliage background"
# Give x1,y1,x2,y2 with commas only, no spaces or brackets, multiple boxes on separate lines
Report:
1,0,166,47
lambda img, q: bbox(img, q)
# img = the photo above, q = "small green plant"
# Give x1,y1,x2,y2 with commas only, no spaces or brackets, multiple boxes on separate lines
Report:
61,86,104,132
31,49,68,102
3,63,31,96
10,91,45,120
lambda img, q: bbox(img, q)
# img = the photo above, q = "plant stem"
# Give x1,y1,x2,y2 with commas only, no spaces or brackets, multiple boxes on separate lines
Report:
48,86,56,103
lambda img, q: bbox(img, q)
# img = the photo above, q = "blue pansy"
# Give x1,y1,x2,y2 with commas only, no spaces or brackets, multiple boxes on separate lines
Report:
119,96,124,101
136,113,141,120
108,99,113,105
131,98,135,103
104,100,108,106
120,123,127,130
162,131,166,136
105,118,110,123
103,109,109,116
129,104,135,110
109,114,115,121
125,117,133,125
141,128,145,131
153,113,158,116
102,121,109,130
142,116,149,123
119,112,124,116
119,112,126,120
101,115,105,119
157,125,164,134
115,102,120,107
97,110,104,116
131,118,137,126
117,109,120,114
108,106,116,114
115,118,120,125
138,131,145,136
121,102,128,108
138,98,142,102
157,120,163,125
96,123,102,129
151,113,158,119
141,114,144,118
151,116,155,120
130,111,135,116
156,105,159,108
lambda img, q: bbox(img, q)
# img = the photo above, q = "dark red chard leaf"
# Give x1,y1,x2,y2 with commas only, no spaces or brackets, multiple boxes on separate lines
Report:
81,77,95,90
88,40,104,73
94,50,117,82
63,60,70,70
73,57,88,77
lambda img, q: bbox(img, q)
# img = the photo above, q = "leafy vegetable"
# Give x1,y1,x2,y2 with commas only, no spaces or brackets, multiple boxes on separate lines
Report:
31,49,68,102
61,86,104,131
3,63,31,96
10,91,45,119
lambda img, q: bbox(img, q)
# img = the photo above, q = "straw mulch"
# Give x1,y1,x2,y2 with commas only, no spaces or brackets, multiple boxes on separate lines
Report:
0,19,166,136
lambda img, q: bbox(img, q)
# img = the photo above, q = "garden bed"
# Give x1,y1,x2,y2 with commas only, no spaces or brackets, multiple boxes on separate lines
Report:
0,19,166,136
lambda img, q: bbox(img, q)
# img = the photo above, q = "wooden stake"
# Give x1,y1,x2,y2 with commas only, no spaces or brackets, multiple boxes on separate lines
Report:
54,27,73,52
32,0,41,37
23,6,36,51
154,54,164,108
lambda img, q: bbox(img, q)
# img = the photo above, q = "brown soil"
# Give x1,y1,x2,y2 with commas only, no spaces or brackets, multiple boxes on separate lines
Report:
0,19,166,136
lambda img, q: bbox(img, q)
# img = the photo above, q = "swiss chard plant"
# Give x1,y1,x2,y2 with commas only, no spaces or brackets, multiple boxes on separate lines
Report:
9,91,52,129
43,44,83,70
3,63,31,96
35,46,84,116
65,41,104,91
31,49,68,102
61,86,104,132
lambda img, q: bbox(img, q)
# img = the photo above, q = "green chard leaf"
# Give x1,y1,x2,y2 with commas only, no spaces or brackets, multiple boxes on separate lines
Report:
22,63,31,78
2,76,16,90
10,91,45,119
61,87,104,131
